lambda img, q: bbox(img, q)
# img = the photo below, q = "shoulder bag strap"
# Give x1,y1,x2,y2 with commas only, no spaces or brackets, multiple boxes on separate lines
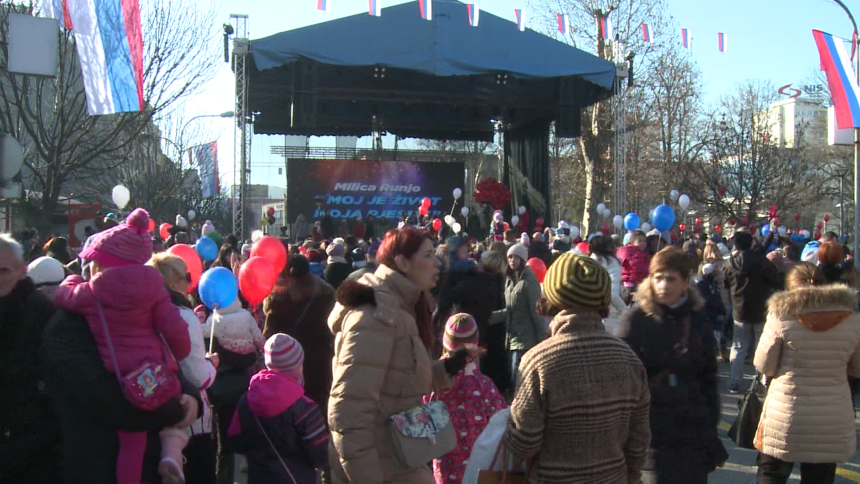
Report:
253,414,297,484
291,296,316,331
96,301,124,386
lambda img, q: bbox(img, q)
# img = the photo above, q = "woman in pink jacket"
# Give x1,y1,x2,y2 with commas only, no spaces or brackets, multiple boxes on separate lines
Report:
55,208,192,484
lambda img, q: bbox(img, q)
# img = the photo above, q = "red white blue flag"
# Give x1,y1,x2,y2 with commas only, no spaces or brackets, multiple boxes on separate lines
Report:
718,32,727,53
557,13,569,35
369,0,381,17
813,30,860,128
641,23,653,43
68,0,145,115
40,0,73,29
600,16,613,40
467,4,480,27
190,142,219,197
681,28,690,48
419,0,432,21
317,0,330,12
515,9,526,32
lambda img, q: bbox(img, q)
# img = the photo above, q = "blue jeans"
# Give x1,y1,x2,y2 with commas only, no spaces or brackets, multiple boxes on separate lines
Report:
729,320,763,389
508,350,524,394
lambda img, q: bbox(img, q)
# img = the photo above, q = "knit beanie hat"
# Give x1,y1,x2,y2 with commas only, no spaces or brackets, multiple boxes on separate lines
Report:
264,333,305,380
201,220,215,237
175,215,188,228
520,233,530,246
27,256,66,286
507,243,528,264
443,313,479,353
543,253,611,312
80,208,153,268
327,243,345,258
701,263,715,276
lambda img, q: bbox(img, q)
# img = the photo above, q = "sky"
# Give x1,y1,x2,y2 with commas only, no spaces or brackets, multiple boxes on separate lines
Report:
181,0,858,191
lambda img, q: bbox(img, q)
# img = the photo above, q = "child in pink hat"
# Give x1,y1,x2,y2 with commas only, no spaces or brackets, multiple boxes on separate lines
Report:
427,313,506,484
55,208,193,484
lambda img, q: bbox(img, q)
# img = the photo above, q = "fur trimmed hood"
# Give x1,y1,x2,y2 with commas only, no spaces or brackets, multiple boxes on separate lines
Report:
767,285,857,332
635,275,704,318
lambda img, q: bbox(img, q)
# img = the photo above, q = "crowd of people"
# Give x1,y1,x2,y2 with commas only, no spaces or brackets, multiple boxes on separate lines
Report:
2,208,860,484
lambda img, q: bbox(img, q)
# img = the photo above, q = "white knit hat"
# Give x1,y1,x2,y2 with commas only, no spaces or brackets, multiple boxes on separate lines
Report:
702,263,715,276
27,256,66,286
507,243,528,263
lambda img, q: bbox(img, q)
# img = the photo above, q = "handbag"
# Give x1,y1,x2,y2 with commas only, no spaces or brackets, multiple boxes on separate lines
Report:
96,301,181,411
477,439,533,484
206,367,251,407
253,414,297,484
386,400,457,469
728,373,768,449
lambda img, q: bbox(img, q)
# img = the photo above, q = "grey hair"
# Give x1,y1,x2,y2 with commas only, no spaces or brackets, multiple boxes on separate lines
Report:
0,233,24,261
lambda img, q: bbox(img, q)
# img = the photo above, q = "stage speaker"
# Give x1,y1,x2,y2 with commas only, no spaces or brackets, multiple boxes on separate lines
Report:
556,107,581,138
291,61,318,128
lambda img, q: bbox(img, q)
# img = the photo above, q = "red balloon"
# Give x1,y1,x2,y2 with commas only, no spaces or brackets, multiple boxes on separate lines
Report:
679,223,686,232
418,205,429,216
167,244,203,291
526,257,547,284
695,217,702,225
601,223,610,235
421,197,432,208
824,215,831,223
148,219,156,233
159,223,172,241
503,222,510,231
266,207,275,217
715,225,722,233
239,256,278,305
251,236,287,275
432,218,442,232
816,221,823,230
815,231,822,239
795,212,802,222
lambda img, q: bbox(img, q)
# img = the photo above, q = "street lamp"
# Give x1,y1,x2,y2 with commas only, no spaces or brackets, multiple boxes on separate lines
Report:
173,112,235,213
837,169,850,237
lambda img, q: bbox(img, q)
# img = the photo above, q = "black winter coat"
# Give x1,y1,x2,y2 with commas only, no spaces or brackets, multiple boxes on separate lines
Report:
0,278,60,484
323,261,353,289
615,283,728,478
723,250,781,323
42,309,203,484
527,241,553,269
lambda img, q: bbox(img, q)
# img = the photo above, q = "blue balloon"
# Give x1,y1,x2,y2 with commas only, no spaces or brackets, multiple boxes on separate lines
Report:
199,267,238,310
652,204,676,232
623,213,641,231
761,224,771,237
196,236,218,262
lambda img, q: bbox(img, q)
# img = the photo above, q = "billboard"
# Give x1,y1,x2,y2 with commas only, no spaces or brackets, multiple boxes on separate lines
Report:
286,159,465,222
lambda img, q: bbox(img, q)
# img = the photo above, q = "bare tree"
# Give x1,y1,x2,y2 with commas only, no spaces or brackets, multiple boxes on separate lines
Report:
0,0,220,230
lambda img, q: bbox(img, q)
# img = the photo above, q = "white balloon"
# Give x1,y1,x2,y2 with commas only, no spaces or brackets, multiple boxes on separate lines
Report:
613,214,623,229
452,222,462,233
603,208,612,219
558,220,567,229
778,225,787,236
518,206,526,215
570,226,581,239
187,210,196,221
801,229,811,238
453,188,463,199
596,203,606,214
461,206,470,217
0,134,24,181
511,215,520,226
445,215,456,226
678,194,691,210
251,230,264,243
112,185,130,209
670,190,680,201
641,222,651,232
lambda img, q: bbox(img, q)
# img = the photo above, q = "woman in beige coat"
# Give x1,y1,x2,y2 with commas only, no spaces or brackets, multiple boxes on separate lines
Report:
327,228,477,484
754,262,860,484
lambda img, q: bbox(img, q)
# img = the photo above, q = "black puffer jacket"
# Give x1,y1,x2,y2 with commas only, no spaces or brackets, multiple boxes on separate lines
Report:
0,278,60,484
615,282,728,477
723,250,782,323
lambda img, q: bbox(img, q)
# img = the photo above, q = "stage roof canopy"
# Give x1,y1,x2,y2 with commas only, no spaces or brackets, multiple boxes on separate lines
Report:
249,0,616,141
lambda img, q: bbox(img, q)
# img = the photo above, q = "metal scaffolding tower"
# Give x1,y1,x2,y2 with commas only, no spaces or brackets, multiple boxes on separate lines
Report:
230,14,251,241
612,42,631,219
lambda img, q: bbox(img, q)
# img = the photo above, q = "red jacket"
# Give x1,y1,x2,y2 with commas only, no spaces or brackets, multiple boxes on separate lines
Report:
616,245,650,287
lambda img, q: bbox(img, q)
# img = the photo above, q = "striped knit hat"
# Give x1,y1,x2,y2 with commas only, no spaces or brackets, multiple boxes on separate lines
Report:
264,333,305,380
80,208,153,268
543,253,611,312
443,313,478,352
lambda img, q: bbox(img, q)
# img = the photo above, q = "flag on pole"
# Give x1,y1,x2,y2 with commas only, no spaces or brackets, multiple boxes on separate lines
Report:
557,13,570,35
369,0,381,16
852,29,858,61
515,9,526,32
813,30,860,128
40,0,73,29
68,0,144,115
681,28,690,48
467,4,480,27
317,0,330,12
718,32,727,53
190,142,220,197
600,16,613,39
641,23,653,43
419,0,432,21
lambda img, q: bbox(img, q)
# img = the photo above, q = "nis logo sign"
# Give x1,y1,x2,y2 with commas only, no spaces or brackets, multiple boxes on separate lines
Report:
779,84,826,99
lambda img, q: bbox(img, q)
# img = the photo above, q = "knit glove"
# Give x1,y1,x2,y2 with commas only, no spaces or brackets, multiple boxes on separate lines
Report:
443,347,470,376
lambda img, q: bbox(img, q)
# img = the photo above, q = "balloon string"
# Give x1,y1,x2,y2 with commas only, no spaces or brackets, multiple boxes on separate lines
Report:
208,306,218,354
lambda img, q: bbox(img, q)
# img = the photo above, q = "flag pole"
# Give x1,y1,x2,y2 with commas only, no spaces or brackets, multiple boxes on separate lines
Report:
834,0,860,269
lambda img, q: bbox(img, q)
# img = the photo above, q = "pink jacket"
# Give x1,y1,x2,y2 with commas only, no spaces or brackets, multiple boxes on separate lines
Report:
55,265,191,377
616,245,650,287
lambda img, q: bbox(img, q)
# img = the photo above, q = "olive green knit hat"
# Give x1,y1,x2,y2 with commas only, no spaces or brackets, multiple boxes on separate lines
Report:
543,253,611,312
